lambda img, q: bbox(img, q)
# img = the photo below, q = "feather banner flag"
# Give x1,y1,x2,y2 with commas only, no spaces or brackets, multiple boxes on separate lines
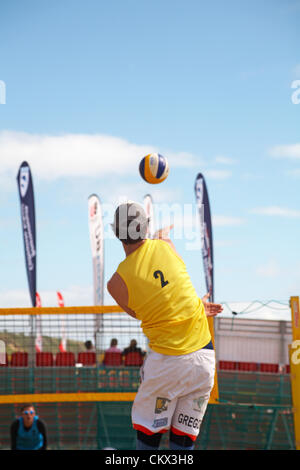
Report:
35,292,42,352
194,173,214,302
57,291,67,352
17,161,41,357
88,194,104,306
17,161,37,307
195,173,219,403
88,194,104,345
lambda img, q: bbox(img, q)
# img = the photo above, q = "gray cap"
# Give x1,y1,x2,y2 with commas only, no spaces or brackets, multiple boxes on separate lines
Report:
111,202,149,243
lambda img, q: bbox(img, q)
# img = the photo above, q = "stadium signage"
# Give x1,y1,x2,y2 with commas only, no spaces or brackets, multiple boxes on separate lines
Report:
194,173,214,301
17,161,37,307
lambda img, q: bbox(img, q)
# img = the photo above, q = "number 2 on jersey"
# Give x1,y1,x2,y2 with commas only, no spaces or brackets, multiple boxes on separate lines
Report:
153,270,169,288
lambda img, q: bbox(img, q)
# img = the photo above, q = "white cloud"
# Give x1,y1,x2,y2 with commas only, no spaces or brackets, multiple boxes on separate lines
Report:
150,188,182,204
241,172,264,181
167,151,200,168
52,285,94,307
0,289,32,308
205,169,232,180
269,143,300,160
251,206,300,218
0,285,93,308
256,260,280,279
101,181,152,205
286,168,300,178
212,215,245,226
214,239,236,247
0,130,199,182
215,156,236,165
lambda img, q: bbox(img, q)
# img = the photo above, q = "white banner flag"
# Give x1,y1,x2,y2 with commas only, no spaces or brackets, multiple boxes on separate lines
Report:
88,194,104,306
35,292,42,352
57,291,67,352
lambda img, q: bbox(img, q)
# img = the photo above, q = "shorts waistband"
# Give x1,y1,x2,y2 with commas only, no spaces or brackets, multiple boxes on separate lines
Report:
202,340,214,350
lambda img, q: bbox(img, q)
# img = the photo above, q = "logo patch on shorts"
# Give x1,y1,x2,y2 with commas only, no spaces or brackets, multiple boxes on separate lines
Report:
153,417,168,428
193,397,206,412
155,397,171,414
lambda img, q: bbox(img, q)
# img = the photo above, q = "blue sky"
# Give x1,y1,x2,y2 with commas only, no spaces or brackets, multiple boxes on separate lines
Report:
0,0,299,311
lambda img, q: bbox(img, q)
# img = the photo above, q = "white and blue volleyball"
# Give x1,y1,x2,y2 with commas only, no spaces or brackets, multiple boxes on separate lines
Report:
139,153,169,184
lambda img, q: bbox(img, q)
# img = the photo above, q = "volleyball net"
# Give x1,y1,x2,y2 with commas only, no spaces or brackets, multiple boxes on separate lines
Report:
0,306,219,402
0,301,299,449
0,306,148,399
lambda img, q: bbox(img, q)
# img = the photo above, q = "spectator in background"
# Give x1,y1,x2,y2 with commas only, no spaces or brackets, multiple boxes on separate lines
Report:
103,338,122,366
84,340,95,351
10,404,47,450
105,338,121,353
122,339,145,359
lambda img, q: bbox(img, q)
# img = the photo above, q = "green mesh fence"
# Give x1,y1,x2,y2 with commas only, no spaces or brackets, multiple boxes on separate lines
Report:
0,310,296,449
0,367,141,394
0,367,295,450
0,401,295,450
218,370,292,406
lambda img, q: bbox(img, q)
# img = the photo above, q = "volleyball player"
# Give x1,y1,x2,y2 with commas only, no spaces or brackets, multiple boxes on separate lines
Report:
107,202,222,450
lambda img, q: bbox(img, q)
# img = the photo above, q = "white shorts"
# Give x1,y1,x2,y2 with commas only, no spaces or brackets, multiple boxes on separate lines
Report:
132,346,215,441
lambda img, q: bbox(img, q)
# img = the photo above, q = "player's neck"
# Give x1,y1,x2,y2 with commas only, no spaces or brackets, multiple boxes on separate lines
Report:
123,240,146,257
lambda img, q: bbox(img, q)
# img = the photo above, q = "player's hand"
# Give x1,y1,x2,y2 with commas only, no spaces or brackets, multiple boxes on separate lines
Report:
153,225,174,240
202,293,223,317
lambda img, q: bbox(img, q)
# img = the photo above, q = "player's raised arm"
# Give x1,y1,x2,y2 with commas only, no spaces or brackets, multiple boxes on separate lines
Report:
153,224,174,240
201,293,223,317
153,224,184,260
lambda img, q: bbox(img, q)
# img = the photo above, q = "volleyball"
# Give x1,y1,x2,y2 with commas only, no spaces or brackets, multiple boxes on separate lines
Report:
139,153,169,184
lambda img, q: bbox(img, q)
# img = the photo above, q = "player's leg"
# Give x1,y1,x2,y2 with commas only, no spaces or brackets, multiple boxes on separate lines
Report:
136,428,163,450
131,350,178,450
170,348,215,450
169,429,195,450
169,394,211,450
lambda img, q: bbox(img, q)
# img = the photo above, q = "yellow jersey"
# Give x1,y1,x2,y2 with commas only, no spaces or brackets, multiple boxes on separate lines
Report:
116,239,211,355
